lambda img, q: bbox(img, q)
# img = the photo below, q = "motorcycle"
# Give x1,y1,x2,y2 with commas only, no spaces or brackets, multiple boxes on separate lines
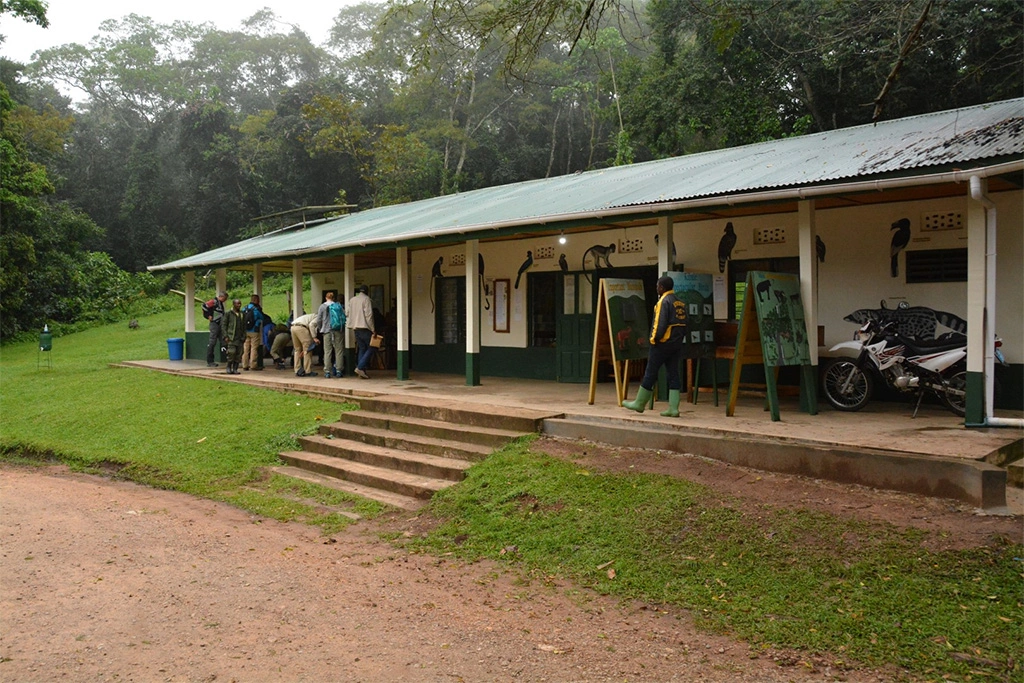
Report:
822,318,1006,417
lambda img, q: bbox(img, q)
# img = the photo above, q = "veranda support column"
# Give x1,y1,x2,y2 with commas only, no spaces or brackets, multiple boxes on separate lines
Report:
344,253,355,373
184,271,196,333
798,199,820,414
798,200,819,367
396,246,410,380
252,264,263,300
965,181,987,425
657,216,672,275
292,260,304,316
216,268,227,297
466,239,480,385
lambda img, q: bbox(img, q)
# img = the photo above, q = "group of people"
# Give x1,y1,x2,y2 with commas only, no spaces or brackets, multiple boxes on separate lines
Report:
204,285,380,380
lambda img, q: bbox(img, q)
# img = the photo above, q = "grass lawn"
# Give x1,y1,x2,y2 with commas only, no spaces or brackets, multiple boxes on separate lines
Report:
2,310,1021,680
0,309,387,531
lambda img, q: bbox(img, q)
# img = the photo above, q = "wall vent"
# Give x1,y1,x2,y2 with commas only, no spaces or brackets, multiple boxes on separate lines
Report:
753,227,786,245
449,252,465,266
921,212,963,231
619,237,644,253
534,245,555,260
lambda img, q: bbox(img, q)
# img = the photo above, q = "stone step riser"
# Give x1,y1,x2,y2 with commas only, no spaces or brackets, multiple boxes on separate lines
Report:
321,423,489,462
298,436,468,482
352,397,544,433
279,452,445,500
341,412,514,449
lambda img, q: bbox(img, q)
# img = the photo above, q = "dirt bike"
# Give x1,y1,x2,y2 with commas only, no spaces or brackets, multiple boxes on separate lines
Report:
822,318,1006,417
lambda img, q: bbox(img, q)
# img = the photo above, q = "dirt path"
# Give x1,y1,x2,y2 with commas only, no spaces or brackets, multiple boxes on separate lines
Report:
2,453,1018,682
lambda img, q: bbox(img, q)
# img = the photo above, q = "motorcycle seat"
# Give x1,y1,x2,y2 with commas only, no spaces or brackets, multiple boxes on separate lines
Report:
900,335,965,355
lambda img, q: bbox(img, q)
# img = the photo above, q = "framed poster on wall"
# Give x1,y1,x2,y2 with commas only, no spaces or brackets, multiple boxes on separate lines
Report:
494,279,510,332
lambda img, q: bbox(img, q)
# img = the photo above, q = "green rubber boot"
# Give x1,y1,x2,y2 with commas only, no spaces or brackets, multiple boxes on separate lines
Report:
622,386,653,413
660,389,681,417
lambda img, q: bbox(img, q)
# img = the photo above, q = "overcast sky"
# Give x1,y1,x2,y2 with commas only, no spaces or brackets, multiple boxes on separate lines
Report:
0,0,350,64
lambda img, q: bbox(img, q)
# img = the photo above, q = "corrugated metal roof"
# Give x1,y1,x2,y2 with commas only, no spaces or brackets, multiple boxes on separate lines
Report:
151,99,1023,272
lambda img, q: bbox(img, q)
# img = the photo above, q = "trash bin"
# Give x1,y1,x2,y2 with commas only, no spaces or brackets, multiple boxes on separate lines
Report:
167,337,185,361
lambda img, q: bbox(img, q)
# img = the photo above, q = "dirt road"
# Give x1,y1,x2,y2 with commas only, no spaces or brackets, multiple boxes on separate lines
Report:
3,452,1018,682
0,465,883,683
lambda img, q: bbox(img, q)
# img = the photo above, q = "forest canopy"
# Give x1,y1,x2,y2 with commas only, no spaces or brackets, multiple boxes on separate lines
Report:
1,0,1020,338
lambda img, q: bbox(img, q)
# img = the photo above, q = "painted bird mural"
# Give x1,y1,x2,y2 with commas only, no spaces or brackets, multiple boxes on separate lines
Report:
558,253,569,273
889,218,910,277
515,250,533,289
717,222,737,273
816,235,826,263
479,253,490,310
429,256,444,312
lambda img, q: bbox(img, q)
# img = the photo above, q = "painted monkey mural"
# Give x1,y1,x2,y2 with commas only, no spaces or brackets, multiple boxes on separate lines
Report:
581,243,616,283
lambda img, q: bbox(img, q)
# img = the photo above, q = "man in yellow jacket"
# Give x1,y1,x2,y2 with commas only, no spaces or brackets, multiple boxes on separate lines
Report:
623,276,687,417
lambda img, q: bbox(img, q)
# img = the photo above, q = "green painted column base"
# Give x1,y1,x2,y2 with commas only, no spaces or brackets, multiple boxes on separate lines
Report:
397,349,410,381
466,352,481,386
964,370,985,426
345,348,357,375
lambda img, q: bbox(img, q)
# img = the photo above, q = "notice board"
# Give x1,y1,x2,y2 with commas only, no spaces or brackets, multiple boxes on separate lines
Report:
667,271,715,359
727,271,816,420
588,279,650,405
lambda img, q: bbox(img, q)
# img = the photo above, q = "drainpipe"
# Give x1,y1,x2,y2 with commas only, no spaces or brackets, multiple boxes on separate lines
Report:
969,175,1021,428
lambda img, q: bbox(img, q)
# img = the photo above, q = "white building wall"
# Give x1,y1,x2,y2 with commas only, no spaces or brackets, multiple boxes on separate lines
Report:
406,189,1022,362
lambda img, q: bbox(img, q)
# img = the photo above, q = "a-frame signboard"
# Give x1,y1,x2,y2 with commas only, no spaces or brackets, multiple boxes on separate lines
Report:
587,279,649,406
726,271,817,421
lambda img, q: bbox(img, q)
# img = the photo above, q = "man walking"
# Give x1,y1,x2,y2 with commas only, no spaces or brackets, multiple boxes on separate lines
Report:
242,294,264,371
346,284,375,379
622,276,687,417
315,291,346,378
203,291,228,368
221,299,246,375
289,311,319,378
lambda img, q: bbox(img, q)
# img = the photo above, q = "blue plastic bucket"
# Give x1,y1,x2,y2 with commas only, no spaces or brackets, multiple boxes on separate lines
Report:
167,337,185,361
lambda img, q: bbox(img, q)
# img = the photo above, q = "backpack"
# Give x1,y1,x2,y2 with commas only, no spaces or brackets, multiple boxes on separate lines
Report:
243,305,257,331
329,302,345,331
201,299,216,320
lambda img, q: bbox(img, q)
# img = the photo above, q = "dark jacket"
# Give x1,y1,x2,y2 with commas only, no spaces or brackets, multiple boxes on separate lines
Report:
223,309,246,345
650,290,686,345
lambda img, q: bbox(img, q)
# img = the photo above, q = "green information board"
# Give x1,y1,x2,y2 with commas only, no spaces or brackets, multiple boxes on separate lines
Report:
666,271,715,360
727,271,816,421
748,271,812,367
602,278,650,362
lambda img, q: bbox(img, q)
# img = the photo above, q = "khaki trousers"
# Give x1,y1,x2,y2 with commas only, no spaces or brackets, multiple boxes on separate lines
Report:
290,325,314,374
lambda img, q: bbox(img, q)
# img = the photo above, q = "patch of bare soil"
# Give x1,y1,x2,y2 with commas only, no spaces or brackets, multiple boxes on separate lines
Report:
3,442,1018,683
1,465,911,683
532,437,1021,552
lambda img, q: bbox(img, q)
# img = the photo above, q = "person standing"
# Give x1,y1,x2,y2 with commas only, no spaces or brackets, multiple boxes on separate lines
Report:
241,294,264,371
315,291,346,378
289,311,319,378
221,298,246,375
622,276,687,417
203,291,228,367
346,284,376,379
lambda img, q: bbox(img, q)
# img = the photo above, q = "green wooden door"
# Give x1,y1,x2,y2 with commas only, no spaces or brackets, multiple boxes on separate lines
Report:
557,273,595,383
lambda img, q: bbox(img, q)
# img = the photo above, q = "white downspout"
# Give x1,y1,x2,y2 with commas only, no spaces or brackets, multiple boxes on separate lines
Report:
969,175,1020,428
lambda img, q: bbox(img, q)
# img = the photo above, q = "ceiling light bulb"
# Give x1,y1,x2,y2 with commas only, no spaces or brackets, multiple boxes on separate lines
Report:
558,233,567,245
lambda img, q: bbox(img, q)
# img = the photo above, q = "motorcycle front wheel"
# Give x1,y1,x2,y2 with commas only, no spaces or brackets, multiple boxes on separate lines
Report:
941,369,967,417
822,360,873,411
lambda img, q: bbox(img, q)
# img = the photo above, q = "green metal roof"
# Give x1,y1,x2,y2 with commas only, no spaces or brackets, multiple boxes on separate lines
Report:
151,98,1024,273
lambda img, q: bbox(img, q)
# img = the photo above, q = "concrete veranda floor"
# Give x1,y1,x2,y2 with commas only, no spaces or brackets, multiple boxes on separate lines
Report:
120,358,1023,512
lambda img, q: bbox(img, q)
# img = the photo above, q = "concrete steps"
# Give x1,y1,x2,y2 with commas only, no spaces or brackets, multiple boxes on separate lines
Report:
276,396,557,511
